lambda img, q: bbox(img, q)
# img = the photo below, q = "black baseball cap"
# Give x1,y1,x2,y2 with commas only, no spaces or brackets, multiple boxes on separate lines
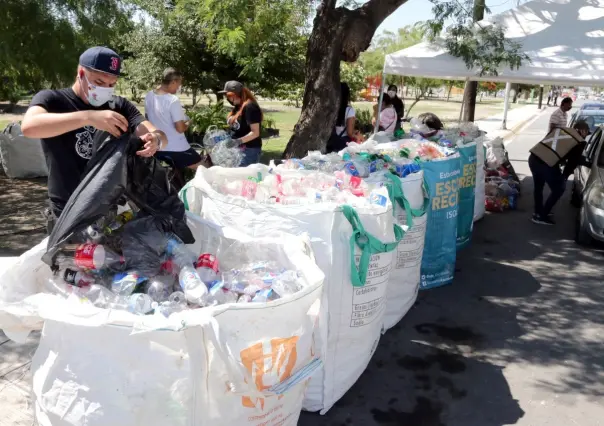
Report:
79,46,122,76
218,81,244,95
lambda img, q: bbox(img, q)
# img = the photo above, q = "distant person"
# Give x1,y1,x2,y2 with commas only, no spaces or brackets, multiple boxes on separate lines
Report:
548,97,572,132
529,120,590,225
145,68,202,170
219,81,263,166
326,82,355,153
553,90,559,106
20,46,167,232
387,84,405,131
372,94,397,134
547,89,552,106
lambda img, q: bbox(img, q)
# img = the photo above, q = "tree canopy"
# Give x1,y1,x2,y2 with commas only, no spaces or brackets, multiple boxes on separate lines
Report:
0,0,134,103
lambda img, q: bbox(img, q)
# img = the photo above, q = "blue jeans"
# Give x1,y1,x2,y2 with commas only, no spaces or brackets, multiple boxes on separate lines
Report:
528,153,566,217
239,147,262,167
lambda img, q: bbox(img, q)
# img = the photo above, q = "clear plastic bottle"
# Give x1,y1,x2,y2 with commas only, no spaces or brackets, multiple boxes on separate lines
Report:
126,293,155,315
72,284,117,309
167,239,209,305
56,244,124,271
111,272,146,296
146,275,174,303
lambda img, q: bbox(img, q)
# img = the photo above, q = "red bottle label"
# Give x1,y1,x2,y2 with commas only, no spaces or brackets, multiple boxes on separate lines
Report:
74,244,98,270
196,254,219,272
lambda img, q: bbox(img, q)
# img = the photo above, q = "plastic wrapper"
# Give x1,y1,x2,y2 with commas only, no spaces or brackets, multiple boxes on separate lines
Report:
485,196,504,212
202,126,230,150
485,137,506,168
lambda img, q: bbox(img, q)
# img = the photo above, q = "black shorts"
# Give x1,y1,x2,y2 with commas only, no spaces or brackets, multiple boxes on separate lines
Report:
156,148,202,169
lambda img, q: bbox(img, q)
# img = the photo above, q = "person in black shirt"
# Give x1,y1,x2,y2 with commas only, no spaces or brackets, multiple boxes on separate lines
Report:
218,81,263,167
21,46,167,230
387,85,405,131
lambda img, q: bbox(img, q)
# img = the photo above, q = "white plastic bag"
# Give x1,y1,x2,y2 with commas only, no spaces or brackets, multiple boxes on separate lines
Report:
0,217,325,426
0,122,48,178
184,164,401,413
485,137,506,169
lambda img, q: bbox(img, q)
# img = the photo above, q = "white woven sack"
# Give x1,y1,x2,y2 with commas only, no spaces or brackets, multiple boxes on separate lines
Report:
185,165,400,414
0,218,324,426
0,122,48,178
474,137,486,222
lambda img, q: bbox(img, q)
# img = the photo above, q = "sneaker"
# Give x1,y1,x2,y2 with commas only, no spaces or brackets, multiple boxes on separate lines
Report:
532,215,555,225
533,213,554,220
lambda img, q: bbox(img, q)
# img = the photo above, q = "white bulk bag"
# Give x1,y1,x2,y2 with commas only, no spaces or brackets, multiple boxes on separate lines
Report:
380,171,428,331
474,137,486,222
0,217,324,426
0,122,48,178
183,165,401,414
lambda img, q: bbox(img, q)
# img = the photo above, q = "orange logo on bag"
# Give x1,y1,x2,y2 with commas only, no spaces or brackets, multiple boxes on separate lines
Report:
240,337,299,409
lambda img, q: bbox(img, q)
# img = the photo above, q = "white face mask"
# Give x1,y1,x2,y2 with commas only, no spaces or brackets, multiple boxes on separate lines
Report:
387,90,396,98
82,73,115,107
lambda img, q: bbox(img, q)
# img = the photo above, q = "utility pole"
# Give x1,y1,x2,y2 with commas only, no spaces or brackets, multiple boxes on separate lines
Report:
462,0,486,122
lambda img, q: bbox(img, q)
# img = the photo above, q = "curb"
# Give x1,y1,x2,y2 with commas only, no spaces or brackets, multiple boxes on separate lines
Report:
502,107,549,142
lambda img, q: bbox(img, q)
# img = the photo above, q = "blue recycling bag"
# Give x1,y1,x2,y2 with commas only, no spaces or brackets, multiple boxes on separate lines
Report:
420,155,461,289
456,144,477,250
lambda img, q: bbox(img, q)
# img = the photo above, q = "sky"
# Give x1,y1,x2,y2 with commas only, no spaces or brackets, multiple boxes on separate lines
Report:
377,0,528,34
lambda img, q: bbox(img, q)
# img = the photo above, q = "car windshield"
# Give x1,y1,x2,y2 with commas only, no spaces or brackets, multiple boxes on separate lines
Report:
576,114,604,132
581,104,604,111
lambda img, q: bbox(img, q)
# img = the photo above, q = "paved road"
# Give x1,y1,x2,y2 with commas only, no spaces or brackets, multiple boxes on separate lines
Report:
299,106,604,425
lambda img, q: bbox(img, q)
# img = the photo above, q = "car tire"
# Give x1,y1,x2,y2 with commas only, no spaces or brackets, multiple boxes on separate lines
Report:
575,205,593,246
571,182,582,207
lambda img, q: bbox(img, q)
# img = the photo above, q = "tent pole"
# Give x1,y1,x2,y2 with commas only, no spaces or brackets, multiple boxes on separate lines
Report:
374,74,387,134
501,81,512,130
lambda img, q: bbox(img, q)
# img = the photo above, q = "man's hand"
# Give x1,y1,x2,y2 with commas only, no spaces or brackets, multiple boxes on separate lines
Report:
138,132,161,157
88,110,129,138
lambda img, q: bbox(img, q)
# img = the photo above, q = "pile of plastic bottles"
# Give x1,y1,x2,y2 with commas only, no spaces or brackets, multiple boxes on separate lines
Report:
203,127,243,168
211,167,395,207
54,212,305,317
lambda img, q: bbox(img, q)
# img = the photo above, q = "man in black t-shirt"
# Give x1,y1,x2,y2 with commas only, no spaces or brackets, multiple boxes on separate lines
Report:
21,47,167,228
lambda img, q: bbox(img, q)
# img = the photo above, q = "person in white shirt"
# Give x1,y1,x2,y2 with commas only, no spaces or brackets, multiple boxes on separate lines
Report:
548,97,572,133
145,68,201,169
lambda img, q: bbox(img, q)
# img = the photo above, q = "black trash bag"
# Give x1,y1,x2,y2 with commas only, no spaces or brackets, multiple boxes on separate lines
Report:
43,131,194,269
120,216,172,277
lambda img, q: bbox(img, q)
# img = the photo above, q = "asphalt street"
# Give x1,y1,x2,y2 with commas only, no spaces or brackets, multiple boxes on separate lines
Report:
299,105,604,426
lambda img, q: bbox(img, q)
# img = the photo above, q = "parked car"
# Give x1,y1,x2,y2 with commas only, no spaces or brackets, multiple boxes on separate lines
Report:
572,126,604,245
579,102,604,111
568,109,604,134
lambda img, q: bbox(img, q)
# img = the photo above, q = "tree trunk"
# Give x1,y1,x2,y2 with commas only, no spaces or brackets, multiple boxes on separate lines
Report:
192,89,197,106
538,86,544,108
284,0,410,157
405,99,420,118
461,0,486,122
462,81,478,121
447,85,453,102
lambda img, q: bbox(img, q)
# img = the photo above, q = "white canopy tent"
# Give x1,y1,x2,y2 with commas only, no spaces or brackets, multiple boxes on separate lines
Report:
379,0,604,130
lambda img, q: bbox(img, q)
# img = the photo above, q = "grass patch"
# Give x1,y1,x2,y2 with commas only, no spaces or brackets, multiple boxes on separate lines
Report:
0,119,12,131
259,97,522,159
